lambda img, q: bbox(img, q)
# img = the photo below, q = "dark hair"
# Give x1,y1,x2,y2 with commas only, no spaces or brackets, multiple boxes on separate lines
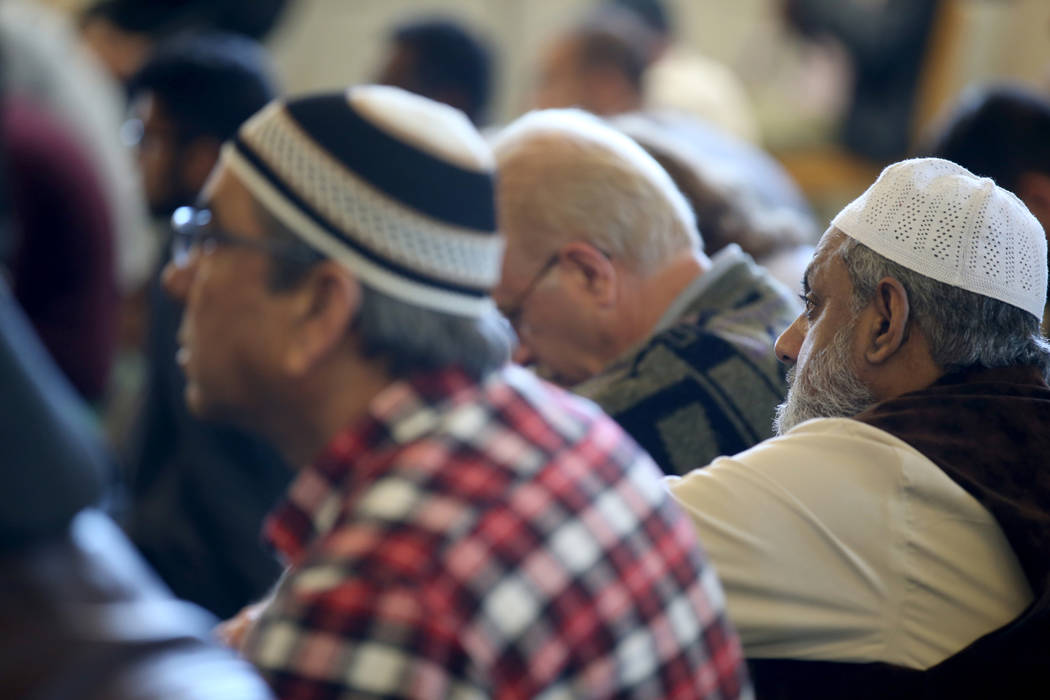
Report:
572,13,658,92
127,33,277,144
257,203,511,380
840,237,1050,379
82,0,290,41
927,84,1050,194
389,18,493,125
599,0,672,39
641,145,812,258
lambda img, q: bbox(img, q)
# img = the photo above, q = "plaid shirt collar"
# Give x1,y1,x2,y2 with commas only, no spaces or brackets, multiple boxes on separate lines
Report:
263,366,482,566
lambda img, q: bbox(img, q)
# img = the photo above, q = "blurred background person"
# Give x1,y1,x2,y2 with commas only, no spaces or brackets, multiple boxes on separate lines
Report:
530,6,817,288
64,0,1036,242
2,97,118,405
599,0,761,143
532,9,654,117
0,272,271,699
782,0,942,163
613,113,817,290
80,0,292,85
752,0,954,223
0,1,152,302
925,83,1050,333
532,0,759,143
0,44,271,699
120,33,291,619
375,15,494,126
126,33,279,219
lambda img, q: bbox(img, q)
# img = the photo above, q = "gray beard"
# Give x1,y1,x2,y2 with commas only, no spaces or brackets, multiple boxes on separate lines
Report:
774,322,876,436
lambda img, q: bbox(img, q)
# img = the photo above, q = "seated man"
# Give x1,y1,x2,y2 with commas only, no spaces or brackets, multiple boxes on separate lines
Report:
163,86,749,698
669,158,1050,697
493,109,799,474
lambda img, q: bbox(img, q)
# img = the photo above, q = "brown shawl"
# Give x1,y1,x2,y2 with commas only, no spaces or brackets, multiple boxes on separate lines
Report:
750,365,1050,699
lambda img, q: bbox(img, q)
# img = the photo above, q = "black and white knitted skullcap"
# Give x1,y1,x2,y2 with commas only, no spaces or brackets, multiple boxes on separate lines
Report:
221,85,502,317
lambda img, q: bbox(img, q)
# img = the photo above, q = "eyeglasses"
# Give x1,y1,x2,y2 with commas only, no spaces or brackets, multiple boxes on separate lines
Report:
497,253,559,329
169,206,312,268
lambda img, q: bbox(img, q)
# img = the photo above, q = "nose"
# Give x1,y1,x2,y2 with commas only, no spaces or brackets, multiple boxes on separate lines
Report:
162,254,196,303
774,315,804,366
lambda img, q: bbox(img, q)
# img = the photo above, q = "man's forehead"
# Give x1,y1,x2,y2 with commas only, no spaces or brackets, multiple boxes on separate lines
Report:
199,164,251,208
197,165,265,233
802,229,850,290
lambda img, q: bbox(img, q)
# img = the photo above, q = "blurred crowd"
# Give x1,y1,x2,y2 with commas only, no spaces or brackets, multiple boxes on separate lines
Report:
2,0,1049,697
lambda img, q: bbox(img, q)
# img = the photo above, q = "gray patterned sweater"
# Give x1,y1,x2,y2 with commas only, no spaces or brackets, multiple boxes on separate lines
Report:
575,245,800,475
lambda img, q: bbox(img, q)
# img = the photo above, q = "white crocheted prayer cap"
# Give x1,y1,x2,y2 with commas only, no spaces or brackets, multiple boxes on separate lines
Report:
222,85,502,318
831,157,1048,319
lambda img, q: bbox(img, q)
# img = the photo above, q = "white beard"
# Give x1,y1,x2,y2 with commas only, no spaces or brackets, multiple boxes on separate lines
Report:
774,322,876,435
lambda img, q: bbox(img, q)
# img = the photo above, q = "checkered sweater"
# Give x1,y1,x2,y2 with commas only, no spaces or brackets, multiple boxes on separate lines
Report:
243,365,750,699
576,246,799,475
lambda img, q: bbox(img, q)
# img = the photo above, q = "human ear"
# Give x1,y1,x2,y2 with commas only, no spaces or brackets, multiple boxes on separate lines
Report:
560,241,617,306
864,277,910,365
284,262,361,375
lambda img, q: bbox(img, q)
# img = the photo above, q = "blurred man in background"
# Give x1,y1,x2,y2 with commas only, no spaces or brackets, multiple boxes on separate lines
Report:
0,0,153,319
2,98,118,404
494,109,798,474
533,11,652,117
531,8,815,254
594,0,761,143
781,0,941,162
126,33,278,218
80,0,291,84
0,66,270,699
121,33,290,619
375,16,493,125
927,84,1050,331
612,113,818,290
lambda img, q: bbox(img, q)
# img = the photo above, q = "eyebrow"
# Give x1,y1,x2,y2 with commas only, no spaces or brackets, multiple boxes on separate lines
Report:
801,268,812,295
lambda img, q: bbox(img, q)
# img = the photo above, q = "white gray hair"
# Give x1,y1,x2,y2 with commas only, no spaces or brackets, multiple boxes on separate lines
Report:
355,285,511,380
839,235,1050,379
262,202,512,380
492,108,699,274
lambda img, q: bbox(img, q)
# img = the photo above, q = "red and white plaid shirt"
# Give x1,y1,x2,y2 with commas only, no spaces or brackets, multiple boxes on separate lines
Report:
243,365,750,699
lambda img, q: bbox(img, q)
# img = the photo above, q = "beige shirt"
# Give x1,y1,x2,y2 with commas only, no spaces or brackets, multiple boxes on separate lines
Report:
667,417,1033,670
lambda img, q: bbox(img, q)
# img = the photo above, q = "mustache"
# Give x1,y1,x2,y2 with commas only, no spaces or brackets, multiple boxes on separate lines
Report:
773,325,875,435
